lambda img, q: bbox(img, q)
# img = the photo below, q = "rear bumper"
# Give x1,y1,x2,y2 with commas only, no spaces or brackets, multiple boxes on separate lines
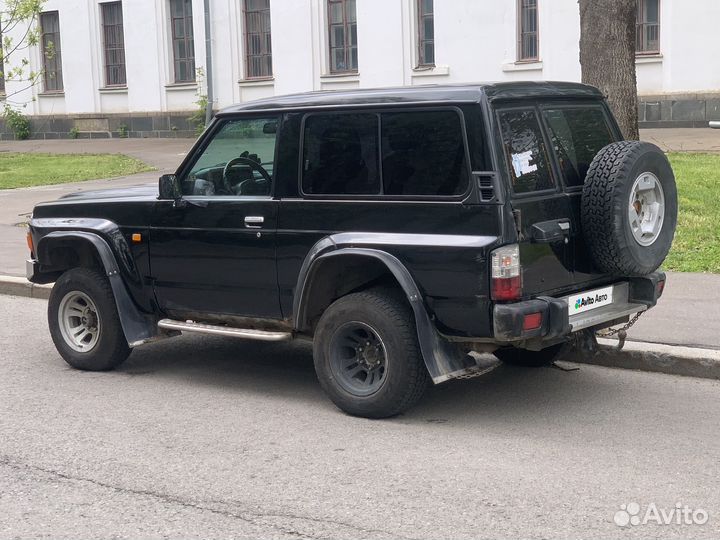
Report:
493,272,665,343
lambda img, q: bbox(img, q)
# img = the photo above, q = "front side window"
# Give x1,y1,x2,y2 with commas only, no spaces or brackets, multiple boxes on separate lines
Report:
101,2,127,86
498,109,554,194
170,0,195,83
183,117,279,197
416,0,434,67
636,0,660,54
543,107,615,188
382,110,467,196
243,0,272,79
517,0,538,61
328,0,357,73
302,113,379,195
40,11,63,92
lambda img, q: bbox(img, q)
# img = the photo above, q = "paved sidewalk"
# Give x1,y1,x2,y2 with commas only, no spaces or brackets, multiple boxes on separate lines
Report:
642,128,720,153
0,132,718,351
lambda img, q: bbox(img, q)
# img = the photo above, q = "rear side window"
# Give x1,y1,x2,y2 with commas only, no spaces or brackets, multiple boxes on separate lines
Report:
543,107,615,187
498,109,555,194
302,113,380,195
382,110,468,196
301,109,469,197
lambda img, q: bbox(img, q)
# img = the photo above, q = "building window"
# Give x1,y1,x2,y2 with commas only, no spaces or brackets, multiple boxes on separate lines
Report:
517,0,538,61
327,0,357,73
636,0,660,54
243,0,272,79
40,11,63,92
101,2,127,87
170,0,195,82
416,0,434,67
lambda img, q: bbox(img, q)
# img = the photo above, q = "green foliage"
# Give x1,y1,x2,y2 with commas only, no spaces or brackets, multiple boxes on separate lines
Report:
69,126,79,139
3,105,30,139
0,153,154,189
118,123,128,138
189,94,208,136
187,67,209,136
664,153,720,273
0,0,45,95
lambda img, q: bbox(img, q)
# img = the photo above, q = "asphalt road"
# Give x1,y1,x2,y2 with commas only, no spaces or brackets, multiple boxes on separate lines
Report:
2,294,719,539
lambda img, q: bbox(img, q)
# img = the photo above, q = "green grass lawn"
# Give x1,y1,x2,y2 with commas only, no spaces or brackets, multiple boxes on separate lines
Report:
665,153,720,273
0,153,153,189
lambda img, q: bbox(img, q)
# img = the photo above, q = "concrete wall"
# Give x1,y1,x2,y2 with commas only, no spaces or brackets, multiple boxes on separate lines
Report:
0,0,718,137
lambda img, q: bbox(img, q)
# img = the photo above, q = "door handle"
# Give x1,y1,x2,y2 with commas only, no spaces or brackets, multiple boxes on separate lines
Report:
244,216,264,228
530,219,571,243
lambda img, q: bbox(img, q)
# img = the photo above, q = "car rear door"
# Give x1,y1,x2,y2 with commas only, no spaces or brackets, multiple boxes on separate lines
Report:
496,105,575,296
539,102,622,288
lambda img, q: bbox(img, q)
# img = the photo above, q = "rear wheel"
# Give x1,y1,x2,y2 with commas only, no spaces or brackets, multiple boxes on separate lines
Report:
313,289,429,418
48,267,131,371
493,343,564,368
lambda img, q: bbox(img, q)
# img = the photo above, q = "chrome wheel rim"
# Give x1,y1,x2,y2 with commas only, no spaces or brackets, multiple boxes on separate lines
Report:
58,291,101,352
629,172,665,247
329,322,388,397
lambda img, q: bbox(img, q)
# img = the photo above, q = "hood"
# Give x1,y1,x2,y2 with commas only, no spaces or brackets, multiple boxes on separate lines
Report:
59,183,159,201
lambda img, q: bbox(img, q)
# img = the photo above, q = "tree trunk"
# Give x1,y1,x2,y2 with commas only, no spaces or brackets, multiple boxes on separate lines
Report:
578,0,639,140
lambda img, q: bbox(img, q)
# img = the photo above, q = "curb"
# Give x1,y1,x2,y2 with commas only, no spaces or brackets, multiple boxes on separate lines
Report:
1,274,719,380
0,275,52,300
559,338,720,380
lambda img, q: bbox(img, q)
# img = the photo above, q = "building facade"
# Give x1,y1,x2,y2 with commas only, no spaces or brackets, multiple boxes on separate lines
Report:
1,0,718,138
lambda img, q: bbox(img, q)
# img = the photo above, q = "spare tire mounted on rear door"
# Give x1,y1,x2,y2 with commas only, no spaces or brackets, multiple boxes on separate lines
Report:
581,141,678,276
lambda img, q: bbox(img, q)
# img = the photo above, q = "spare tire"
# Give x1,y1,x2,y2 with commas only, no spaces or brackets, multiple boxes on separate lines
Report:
581,141,678,276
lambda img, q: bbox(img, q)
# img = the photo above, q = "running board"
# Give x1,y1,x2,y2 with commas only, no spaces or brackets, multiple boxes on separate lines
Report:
157,319,292,342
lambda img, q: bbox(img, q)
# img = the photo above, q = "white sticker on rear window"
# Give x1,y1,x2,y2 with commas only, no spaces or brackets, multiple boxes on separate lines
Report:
511,150,538,177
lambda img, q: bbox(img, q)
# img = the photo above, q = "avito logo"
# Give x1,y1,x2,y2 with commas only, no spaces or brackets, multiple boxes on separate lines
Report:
575,292,609,310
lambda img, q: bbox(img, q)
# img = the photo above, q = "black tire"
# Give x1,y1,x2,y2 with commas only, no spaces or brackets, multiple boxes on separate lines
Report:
48,267,131,371
313,289,429,418
581,141,678,276
493,343,564,368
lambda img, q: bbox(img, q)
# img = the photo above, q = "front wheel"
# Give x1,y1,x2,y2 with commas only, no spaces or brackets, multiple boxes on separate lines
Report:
493,343,565,368
48,267,131,371
313,289,429,418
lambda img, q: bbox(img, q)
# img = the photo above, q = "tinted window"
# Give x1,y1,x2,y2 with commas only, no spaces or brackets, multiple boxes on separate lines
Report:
543,107,615,187
183,117,278,196
382,110,467,196
498,109,555,194
302,113,380,195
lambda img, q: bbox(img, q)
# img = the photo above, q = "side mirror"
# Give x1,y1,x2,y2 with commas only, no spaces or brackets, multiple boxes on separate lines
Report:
262,121,278,134
158,174,182,201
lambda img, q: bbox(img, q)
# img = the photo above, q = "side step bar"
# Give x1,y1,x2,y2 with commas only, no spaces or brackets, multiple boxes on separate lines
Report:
158,319,292,342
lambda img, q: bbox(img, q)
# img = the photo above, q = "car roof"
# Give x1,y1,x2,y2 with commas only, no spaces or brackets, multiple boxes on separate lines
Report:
217,81,604,115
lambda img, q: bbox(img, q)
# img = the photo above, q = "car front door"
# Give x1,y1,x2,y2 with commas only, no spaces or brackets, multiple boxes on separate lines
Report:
150,115,283,319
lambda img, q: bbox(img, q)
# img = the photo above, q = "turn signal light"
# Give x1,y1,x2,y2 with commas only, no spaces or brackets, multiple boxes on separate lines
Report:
490,244,522,302
523,312,543,331
26,232,34,256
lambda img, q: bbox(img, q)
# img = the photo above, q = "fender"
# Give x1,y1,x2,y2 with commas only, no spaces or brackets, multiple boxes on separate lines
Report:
34,229,157,347
294,235,490,384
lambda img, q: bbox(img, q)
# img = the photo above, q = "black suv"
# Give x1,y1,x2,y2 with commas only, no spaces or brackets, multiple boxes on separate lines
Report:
27,82,677,418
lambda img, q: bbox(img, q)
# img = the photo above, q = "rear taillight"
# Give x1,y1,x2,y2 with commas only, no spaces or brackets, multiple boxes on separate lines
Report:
491,244,521,302
657,279,665,297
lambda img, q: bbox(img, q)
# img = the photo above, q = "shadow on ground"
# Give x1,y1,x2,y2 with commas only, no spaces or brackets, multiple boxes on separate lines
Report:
115,334,625,424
